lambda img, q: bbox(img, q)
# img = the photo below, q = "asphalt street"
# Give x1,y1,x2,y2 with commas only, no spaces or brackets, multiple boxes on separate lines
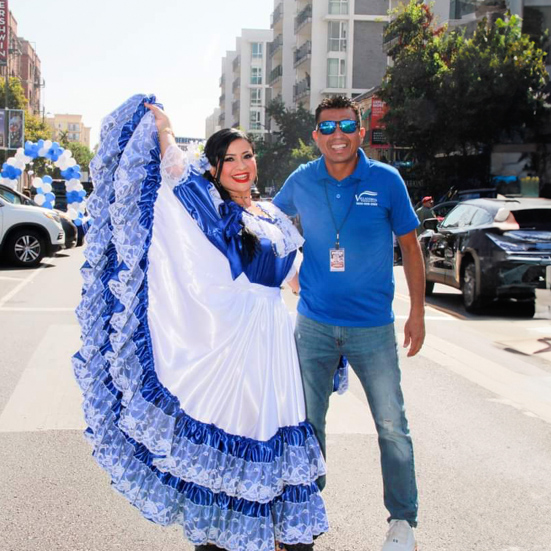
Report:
1,248,550,551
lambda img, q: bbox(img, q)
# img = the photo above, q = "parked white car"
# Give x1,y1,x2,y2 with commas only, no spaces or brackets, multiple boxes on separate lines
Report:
0,193,65,267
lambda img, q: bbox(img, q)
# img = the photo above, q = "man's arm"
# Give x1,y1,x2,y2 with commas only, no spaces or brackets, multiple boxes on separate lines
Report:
397,230,426,357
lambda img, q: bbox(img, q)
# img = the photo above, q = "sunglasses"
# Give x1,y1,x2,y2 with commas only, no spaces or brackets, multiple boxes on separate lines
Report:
316,119,359,135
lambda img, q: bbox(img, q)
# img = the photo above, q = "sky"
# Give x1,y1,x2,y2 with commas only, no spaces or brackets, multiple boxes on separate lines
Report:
12,0,274,148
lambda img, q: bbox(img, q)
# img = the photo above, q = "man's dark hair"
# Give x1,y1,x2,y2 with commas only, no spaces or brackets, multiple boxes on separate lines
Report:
315,95,361,125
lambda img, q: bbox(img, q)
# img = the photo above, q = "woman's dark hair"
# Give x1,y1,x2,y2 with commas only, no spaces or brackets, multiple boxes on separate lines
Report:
203,128,259,262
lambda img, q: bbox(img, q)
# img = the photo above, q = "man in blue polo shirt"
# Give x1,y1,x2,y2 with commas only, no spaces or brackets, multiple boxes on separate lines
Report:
274,96,425,551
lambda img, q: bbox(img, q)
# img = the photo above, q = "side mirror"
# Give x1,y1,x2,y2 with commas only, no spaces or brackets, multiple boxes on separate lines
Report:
423,218,439,232
494,208,511,223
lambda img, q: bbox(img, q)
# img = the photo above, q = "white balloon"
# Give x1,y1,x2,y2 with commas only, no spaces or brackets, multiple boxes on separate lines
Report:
38,147,47,157
75,183,84,191
32,177,43,188
63,149,73,158
6,157,16,166
14,160,25,170
70,201,81,210
16,147,24,155
68,209,79,220
34,194,45,205
67,158,77,167
43,140,53,150
42,183,52,193
55,160,68,170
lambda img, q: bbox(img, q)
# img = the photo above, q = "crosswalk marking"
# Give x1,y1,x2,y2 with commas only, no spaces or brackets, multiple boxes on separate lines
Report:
0,325,85,433
419,333,551,424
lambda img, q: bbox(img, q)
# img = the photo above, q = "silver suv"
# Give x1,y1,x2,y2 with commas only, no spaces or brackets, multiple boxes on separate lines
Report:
0,186,65,267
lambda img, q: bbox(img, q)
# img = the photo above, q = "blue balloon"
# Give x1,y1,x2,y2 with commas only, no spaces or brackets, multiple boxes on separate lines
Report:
74,218,82,226
43,201,53,209
45,192,56,202
24,141,40,159
42,175,53,184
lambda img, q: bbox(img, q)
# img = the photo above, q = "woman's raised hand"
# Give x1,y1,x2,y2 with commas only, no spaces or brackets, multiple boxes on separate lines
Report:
145,103,175,156
145,103,173,135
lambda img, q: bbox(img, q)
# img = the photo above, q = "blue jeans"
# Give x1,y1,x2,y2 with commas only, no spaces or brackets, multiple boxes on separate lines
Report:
294,314,418,527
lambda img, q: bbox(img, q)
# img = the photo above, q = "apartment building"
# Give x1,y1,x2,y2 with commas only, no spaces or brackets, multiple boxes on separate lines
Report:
205,108,221,139
46,114,91,148
215,29,273,138
274,0,389,112
0,11,42,115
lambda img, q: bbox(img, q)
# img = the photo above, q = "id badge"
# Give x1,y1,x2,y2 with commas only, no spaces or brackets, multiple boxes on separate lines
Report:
329,248,345,272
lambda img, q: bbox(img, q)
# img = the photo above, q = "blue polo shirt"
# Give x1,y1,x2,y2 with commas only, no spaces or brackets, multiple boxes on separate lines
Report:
273,149,418,327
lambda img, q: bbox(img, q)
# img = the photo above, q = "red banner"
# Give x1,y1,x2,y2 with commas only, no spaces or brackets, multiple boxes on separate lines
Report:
370,96,389,149
0,0,8,66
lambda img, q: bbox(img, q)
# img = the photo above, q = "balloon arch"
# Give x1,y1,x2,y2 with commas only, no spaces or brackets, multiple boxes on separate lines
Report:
0,139,87,226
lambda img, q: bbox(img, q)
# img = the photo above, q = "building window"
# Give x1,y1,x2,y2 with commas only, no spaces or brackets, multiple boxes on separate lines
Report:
327,58,346,88
251,67,263,85
250,88,262,106
251,42,263,59
328,21,347,52
68,123,79,131
250,110,262,130
328,0,348,15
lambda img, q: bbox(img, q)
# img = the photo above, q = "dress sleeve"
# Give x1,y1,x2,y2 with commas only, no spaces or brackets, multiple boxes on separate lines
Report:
160,144,189,188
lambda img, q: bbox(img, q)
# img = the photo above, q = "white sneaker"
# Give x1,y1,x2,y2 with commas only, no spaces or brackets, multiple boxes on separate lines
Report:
381,520,417,551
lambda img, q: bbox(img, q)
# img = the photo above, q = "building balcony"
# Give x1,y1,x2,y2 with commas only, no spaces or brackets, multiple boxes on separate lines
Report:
271,2,284,28
232,55,241,73
219,94,225,107
295,4,312,33
269,34,283,58
293,76,311,102
294,40,312,68
232,77,241,93
220,74,225,87
218,112,225,126
269,64,283,85
232,100,240,116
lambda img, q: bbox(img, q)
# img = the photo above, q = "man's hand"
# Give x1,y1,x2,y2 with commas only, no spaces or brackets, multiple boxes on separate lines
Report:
403,310,425,357
397,230,427,357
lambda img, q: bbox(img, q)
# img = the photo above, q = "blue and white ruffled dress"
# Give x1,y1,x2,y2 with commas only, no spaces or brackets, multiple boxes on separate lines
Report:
73,94,328,551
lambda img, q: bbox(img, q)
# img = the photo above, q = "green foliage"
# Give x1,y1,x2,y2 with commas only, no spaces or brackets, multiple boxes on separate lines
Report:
255,99,317,193
380,1,549,167
0,77,27,109
24,112,52,143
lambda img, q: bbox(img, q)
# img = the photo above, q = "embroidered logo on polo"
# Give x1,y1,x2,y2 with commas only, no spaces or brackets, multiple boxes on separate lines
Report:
355,190,378,206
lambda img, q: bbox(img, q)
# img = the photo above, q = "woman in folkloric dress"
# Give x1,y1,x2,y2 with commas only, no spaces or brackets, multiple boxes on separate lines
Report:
73,94,328,551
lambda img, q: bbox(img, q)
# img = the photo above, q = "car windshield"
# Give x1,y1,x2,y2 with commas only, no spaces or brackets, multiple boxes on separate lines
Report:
0,187,37,206
512,209,551,231
0,187,22,204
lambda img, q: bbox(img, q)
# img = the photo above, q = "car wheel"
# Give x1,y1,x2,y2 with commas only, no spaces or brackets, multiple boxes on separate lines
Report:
462,261,485,312
425,280,435,296
7,229,45,267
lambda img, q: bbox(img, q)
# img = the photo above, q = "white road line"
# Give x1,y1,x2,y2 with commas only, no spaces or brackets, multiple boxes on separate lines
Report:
0,275,25,282
0,324,85,433
418,333,551,424
0,259,53,309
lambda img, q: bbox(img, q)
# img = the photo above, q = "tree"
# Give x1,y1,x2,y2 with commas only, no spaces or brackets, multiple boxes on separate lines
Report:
254,98,317,193
379,1,549,188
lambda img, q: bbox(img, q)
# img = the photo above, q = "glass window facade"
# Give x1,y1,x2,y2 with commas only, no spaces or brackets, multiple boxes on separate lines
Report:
251,67,263,85
250,88,262,106
251,42,263,59
327,58,346,88
328,21,347,52
329,0,348,15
